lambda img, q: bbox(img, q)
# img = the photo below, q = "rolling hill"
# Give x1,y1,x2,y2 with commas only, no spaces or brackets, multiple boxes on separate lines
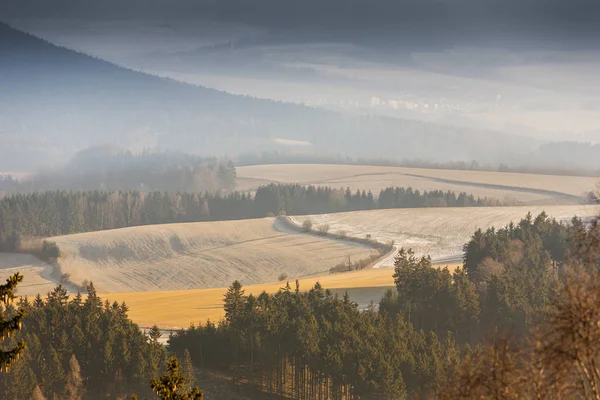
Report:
46,218,378,294
0,22,533,170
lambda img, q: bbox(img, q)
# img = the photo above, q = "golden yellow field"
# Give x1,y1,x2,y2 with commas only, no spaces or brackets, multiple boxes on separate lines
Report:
237,164,598,204
101,263,450,329
103,259,461,329
50,218,378,294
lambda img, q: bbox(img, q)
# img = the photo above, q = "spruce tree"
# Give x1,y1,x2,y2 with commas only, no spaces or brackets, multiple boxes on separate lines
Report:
0,272,26,372
41,346,64,394
150,356,204,400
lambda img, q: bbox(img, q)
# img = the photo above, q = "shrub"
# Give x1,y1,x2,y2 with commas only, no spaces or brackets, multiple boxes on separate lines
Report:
317,224,330,235
41,240,61,261
336,230,347,239
60,273,71,284
329,254,381,274
278,273,288,282
302,219,313,232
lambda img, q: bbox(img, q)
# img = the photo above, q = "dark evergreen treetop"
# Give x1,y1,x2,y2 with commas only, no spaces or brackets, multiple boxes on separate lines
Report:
0,273,26,372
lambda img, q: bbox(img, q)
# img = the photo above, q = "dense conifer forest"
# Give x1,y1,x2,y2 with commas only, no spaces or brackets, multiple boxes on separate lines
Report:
0,284,164,398
0,211,598,398
167,213,599,399
0,184,496,251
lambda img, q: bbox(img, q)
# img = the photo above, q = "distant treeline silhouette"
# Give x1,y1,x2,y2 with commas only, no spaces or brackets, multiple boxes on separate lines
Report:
237,148,600,177
0,149,237,194
0,184,497,251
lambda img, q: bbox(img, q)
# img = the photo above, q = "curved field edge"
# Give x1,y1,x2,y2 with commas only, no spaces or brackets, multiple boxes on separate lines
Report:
292,205,598,266
102,258,463,330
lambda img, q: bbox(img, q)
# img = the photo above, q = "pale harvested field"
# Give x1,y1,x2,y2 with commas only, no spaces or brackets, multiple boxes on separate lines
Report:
51,218,378,294
237,164,598,205
296,205,598,265
0,253,57,296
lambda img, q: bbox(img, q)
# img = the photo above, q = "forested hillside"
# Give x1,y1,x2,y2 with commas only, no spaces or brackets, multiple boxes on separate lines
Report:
0,210,598,398
0,22,531,170
0,284,172,399
0,184,497,251
168,212,600,399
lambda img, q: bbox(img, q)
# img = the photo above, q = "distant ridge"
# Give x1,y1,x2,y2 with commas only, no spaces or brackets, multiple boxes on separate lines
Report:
0,22,531,170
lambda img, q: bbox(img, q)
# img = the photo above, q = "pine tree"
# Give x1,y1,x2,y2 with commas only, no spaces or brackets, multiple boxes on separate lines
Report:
150,356,204,400
65,354,84,400
223,281,246,327
0,273,26,372
148,325,163,343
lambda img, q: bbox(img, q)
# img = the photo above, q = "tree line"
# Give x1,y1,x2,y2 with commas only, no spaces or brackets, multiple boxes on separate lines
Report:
382,212,598,344
0,150,237,195
0,184,497,251
0,211,598,398
169,280,458,399
0,282,200,399
168,212,599,399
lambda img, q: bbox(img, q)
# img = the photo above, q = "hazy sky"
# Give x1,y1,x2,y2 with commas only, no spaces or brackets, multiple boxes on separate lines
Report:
2,0,600,171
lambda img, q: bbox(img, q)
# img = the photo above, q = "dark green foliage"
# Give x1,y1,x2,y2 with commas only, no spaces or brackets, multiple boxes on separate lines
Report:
462,212,593,336
0,283,165,399
383,213,598,346
169,281,459,399
0,272,26,372
383,248,479,344
41,240,60,261
150,356,204,400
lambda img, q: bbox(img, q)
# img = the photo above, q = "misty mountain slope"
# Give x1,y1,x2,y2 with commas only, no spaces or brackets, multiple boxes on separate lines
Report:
0,22,533,170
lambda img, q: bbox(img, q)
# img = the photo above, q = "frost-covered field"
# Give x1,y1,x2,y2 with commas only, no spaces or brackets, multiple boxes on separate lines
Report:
295,205,598,265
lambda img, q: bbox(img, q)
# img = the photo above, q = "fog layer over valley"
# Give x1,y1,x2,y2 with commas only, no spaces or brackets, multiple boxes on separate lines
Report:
2,15,600,172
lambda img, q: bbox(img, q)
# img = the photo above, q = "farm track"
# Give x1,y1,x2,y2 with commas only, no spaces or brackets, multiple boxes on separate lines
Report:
402,173,582,204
